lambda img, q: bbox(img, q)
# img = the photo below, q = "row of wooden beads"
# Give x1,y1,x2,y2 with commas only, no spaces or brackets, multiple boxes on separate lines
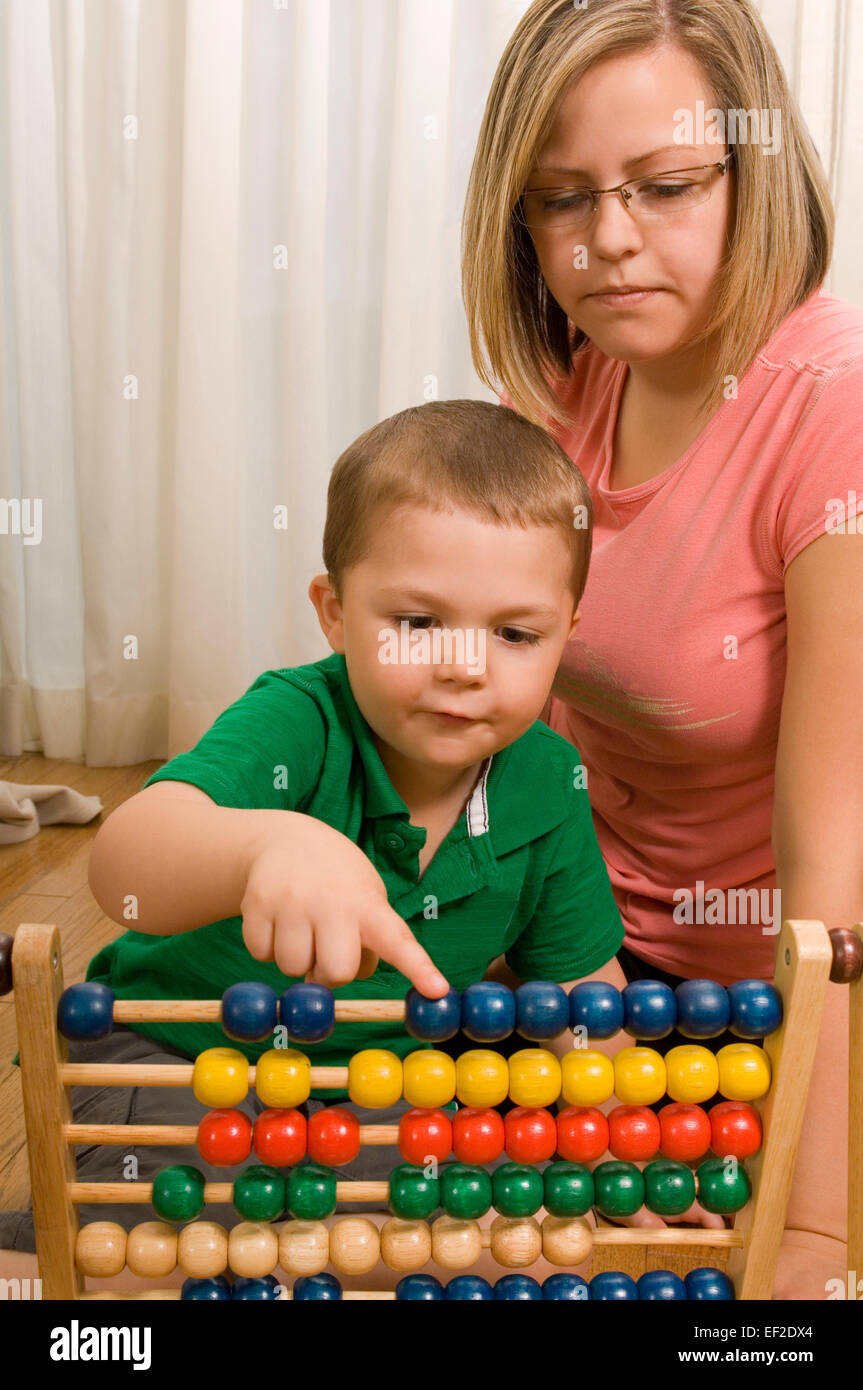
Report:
75,1212,595,1279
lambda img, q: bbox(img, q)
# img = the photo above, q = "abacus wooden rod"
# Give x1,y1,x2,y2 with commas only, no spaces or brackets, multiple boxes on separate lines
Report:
112,1000,406,1023
63,1122,399,1145
727,919,832,1301
79,1290,397,1300
60,1062,347,1087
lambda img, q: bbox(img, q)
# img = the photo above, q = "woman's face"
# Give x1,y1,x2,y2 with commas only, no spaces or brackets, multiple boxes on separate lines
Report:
526,44,736,365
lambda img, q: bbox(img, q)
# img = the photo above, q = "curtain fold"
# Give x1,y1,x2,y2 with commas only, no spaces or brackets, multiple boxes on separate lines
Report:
0,0,859,763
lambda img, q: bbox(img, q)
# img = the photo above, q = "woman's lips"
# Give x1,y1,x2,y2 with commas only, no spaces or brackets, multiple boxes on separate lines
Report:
589,289,659,308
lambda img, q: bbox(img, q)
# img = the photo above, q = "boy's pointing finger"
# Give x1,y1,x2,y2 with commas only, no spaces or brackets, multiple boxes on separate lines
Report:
366,904,450,999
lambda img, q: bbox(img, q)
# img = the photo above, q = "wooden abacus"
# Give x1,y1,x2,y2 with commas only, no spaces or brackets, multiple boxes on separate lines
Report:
2,917,861,1301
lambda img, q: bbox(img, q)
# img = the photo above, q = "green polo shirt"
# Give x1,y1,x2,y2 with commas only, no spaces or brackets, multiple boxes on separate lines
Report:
84,653,623,1097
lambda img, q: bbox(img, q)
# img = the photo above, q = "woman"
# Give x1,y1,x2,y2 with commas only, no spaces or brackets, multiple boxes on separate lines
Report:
462,0,863,1299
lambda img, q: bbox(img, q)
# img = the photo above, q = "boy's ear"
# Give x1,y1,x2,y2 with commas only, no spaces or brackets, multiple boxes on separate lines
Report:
568,606,582,639
308,574,346,653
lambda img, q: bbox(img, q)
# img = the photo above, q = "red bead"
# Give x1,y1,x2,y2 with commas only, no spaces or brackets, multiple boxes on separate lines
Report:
398,1108,453,1165
608,1104,661,1161
253,1108,307,1166
308,1107,361,1166
504,1106,558,1163
709,1100,762,1159
658,1102,711,1161
451,1107,505,1164
197,1108,252,1166
555,1106,609,1163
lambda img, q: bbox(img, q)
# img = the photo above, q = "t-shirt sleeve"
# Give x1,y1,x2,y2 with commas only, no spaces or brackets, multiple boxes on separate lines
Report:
768,358,863,575
505,770,624,982
142,670,328,811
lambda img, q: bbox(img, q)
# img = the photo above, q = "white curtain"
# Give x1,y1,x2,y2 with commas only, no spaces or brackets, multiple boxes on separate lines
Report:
0,0,860,763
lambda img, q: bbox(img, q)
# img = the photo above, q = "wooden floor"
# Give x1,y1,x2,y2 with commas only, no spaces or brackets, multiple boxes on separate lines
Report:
0,752,161,1212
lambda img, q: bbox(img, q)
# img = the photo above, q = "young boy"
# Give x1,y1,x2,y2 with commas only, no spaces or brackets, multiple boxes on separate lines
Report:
0,398,626,1287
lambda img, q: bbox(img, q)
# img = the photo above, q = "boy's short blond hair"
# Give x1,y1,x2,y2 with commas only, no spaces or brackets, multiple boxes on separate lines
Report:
322,398,592,607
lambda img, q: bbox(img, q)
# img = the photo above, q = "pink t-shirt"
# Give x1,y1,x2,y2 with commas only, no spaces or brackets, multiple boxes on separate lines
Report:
505,290,863,983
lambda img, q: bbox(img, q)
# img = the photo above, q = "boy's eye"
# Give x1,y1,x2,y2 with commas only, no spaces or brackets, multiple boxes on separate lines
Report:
395,615,435,629
499,627,540,645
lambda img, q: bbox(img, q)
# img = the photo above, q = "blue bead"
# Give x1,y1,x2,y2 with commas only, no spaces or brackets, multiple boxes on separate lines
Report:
685,1266,735,1300
675,979,731,1039
57,983,115,1041
461,982,516,1043
543,1273,589,1300
222,982,279,1042
622,980,677,1039
589,1271,639,1300
405,986,462,1042
232,1275,281,1300
396,1274,444,1300
727,980,782,1039
279,983,335,1043
638,1270,687,1300
569,982,623,1040
515,981,569,1040
293,1273,342,1301
181,1276,232,1300
444,1275,494,1300
495,1274,542,1300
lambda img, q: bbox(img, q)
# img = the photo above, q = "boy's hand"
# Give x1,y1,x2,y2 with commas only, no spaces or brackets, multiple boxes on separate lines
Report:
240,816,449,997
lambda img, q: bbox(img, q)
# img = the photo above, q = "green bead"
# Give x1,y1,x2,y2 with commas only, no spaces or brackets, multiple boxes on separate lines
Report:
643,1160,696,1216
152,1164,205,1222
696,1157,751,1214
543,1162,595,1217
593,1160,645,1218
287,1163,338,1220
440,1164,493,1219
492,1163,544,1218
233,1164,286,1222
389,1164,441,1220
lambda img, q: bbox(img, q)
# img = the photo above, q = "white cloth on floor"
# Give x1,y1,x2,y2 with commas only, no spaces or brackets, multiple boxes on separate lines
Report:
0,780,103,844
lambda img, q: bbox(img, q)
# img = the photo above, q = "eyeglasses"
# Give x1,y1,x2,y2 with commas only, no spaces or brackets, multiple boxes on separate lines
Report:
518,153,734,233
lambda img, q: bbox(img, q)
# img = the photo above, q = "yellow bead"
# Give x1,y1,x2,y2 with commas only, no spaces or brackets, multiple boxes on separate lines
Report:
455,1049,509,1107
717,1042,771,1101
508,1049,562,1108
613,1046,667,1105
348,1049,404,1108
403,1049,456,1108
255,1048,311,1107
192,1047,250,1107
560,1049,615,1106
665,1045,720,1103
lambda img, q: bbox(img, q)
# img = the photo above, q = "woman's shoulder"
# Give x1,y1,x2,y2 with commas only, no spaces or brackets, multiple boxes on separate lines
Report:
757,291,863,377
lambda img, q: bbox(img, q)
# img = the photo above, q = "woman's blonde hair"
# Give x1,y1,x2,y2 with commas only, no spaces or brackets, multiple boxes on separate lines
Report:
461,0,834,428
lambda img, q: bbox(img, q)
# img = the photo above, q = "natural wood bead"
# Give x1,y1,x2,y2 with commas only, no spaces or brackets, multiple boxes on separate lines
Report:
75,1221,127,1277
126,1221,178,1278
490,1215,542,1268
278,1220,330,1276
229,1221,280,1277
431,1215,483,1270
328,1217,381,1275
380,1217,432,1271
177,1221,228,1277
541,1215,593,1267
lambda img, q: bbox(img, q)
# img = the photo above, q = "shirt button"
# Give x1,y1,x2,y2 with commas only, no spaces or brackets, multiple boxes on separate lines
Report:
384,833,405,851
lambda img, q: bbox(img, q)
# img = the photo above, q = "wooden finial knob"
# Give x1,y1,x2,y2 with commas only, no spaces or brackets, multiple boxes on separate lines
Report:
828,928,863,984
0,933,13,996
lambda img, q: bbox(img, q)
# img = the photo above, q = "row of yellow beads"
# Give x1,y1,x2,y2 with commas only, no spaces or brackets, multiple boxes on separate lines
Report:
192,1041,771,1109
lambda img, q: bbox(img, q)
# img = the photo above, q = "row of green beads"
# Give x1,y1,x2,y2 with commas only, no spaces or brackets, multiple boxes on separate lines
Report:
390,1156,749,1220
151,1155,751,1226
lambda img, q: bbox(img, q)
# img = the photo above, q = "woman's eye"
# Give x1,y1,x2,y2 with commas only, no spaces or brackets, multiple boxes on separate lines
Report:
500,627,540,645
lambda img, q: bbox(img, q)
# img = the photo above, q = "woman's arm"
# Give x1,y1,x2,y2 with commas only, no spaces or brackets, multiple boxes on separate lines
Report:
770,524,863,1296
